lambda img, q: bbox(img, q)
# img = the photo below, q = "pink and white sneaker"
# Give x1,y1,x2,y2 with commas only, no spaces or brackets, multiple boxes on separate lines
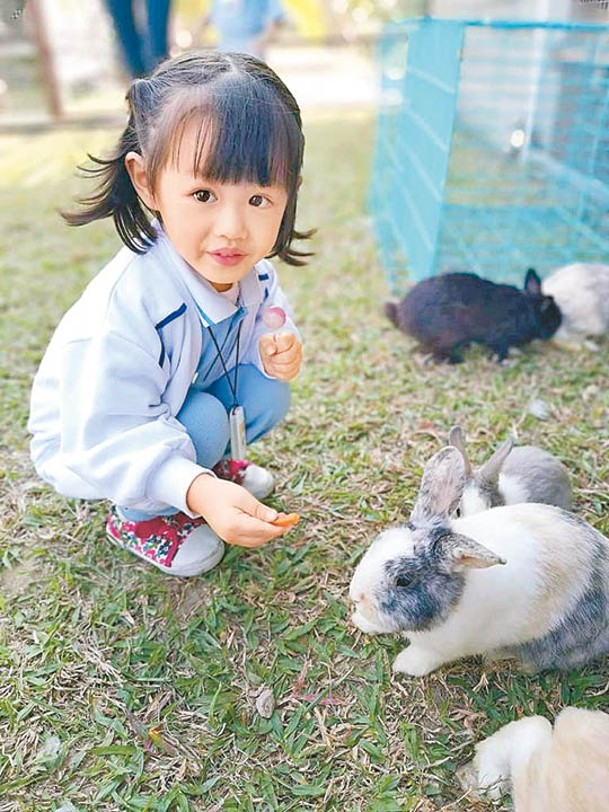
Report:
106,507,224,577
213,459,275,500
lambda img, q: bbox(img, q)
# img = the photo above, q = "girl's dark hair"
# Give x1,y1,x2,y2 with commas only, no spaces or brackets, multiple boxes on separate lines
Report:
63,51,313,265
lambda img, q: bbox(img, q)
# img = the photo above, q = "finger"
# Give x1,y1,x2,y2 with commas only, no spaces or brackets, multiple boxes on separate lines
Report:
263,367,289,382
267,354,299,369
268,367,299,383
225,516,290,548
273,331,297,352
265,345,300,365
259,335,278,357
252,500,279,523
267,361,300,379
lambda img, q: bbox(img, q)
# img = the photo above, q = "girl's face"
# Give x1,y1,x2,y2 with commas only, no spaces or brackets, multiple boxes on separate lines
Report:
127,120,289,291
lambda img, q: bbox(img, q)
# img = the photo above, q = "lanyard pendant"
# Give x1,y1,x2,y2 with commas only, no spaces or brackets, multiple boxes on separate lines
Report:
229,405,247,460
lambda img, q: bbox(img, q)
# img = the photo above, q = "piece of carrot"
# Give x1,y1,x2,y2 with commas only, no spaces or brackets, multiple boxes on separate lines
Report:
272,512,300,528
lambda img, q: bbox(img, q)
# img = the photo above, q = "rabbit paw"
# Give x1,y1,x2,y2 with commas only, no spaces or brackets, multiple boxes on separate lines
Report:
455,760,483,799
468,716,551,801
468,736,512,801
392,645,445,676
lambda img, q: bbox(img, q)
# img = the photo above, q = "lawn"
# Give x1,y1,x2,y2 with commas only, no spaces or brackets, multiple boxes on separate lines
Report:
0,107,608,811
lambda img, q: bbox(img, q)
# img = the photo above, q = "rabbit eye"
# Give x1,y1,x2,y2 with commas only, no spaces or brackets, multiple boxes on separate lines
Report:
395,574,414,589
455,506,462,518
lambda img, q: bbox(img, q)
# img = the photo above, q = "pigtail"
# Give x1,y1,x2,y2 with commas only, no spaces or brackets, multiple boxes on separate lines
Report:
273,227,316,267
271,192,316,267
61,80,158,254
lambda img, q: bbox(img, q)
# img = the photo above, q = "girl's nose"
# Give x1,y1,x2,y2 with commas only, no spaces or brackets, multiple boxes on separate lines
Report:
213,204,247,240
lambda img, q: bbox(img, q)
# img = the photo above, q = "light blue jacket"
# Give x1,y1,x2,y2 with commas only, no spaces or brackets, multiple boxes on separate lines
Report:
28,229,297,515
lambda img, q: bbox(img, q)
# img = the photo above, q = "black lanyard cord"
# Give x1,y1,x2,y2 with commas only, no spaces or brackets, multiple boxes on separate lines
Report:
206,318,243,410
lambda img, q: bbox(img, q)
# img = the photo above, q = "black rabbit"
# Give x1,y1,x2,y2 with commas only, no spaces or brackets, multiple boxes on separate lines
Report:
385,268,561,363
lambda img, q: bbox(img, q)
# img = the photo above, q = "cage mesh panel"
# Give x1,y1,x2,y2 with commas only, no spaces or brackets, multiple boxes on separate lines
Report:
371,18,609,292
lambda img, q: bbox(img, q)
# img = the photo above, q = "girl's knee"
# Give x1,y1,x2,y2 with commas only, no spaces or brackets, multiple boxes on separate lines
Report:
177,390,229,466
179,368,291,457
265,379,291,423
252,377,291,432
237,367,291,442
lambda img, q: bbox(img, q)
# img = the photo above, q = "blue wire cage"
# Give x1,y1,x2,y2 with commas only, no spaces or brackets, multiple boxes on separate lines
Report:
371,18,609,291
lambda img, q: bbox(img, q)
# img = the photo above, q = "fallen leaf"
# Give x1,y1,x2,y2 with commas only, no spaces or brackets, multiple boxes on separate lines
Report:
255,687,275,718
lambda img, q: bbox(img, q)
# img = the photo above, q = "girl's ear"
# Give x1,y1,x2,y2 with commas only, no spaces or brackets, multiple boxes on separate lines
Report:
125,152,156,210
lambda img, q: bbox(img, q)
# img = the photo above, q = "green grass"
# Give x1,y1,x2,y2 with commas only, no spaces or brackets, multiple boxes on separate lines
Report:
1,109,608,812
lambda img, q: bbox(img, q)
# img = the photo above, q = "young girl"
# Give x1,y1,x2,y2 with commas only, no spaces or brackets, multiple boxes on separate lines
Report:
28,51,312,578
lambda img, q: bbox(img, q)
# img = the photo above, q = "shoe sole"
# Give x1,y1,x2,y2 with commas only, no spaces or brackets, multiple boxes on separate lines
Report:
106,527,225,577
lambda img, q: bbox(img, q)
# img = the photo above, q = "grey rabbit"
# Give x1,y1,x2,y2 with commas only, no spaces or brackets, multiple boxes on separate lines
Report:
385,268,561,363
349,446,609,676
448,425,573,515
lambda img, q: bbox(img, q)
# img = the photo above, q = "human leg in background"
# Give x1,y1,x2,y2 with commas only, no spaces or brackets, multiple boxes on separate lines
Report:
105,0,171,77
145,0,172,68
104,0,147,78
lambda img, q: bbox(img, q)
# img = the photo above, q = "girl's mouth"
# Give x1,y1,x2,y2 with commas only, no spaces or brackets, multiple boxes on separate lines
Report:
210,250,245,267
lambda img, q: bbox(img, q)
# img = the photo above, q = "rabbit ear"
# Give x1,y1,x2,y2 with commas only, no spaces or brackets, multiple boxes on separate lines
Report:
445,532,506,570
411,446,467,523
525,268,542,295
478,435,514,484
448,425,473,476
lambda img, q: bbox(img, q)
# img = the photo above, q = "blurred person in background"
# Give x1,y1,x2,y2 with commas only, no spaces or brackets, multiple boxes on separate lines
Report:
199,0,286,61
105,0,172,77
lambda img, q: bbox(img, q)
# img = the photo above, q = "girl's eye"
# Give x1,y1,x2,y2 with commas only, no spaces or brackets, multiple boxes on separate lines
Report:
193,190,216,203
249,194,269,208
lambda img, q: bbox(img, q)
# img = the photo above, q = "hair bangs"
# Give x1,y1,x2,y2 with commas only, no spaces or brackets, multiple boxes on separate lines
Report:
151,81,301,191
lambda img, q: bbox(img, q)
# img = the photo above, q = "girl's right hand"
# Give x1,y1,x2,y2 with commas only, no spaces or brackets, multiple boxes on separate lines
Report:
185,473,292,548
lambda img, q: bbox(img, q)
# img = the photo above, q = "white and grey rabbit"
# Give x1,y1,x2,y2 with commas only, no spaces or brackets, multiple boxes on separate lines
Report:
542,262,609,347
458,707,609,811
447,425,573,515
349,445,609,677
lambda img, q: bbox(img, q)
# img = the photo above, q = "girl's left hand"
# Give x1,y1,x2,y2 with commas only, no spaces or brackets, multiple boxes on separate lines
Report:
259,331,303,381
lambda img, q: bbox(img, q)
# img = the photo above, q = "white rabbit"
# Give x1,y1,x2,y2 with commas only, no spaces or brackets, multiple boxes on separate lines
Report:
458,707,609,811
542,262,609,347
349,446,609,677
448,425,573,515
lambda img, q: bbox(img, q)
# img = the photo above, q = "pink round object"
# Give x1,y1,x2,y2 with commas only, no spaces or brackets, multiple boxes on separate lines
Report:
262,306,287,330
